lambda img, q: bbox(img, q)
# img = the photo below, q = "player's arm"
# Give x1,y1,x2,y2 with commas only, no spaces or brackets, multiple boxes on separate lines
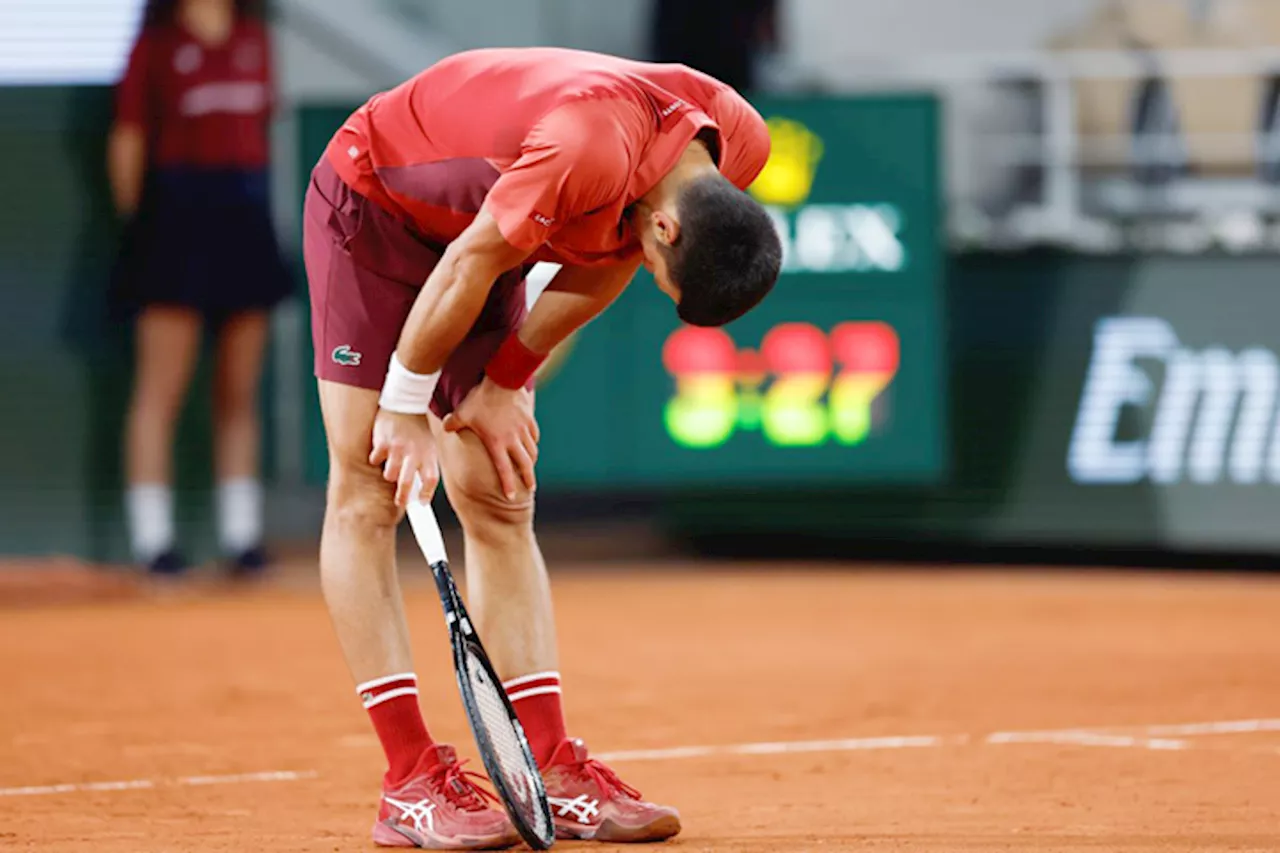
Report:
371,211,530,508
392,212,532,376
517,258,643,354
384,213,533,504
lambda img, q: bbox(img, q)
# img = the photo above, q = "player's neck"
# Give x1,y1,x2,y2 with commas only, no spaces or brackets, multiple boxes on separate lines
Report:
640,139,719,213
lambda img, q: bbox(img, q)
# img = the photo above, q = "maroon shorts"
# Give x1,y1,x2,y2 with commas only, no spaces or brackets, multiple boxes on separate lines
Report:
303,156,529,417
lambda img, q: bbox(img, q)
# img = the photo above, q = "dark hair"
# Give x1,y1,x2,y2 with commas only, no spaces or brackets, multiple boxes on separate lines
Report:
141,0,265,27
668,174,783,327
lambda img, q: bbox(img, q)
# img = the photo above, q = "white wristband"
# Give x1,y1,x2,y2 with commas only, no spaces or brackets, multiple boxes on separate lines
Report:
378,352,441,415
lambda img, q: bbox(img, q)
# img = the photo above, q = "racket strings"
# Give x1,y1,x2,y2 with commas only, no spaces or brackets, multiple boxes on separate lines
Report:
465,648,551,839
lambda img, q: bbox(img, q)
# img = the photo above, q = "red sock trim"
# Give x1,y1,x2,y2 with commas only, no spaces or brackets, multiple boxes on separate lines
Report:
504,671,566,767
358,673,434,784
485,333,546,390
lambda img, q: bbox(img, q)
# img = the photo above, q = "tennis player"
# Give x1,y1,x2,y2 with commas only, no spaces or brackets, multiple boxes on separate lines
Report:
303,47,781,849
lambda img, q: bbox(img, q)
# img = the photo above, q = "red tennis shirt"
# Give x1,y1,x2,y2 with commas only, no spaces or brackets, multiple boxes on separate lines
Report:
325,47,771,267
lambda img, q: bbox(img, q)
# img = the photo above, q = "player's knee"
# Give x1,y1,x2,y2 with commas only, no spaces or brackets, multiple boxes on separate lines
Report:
450,474,533,546
327,461,402,532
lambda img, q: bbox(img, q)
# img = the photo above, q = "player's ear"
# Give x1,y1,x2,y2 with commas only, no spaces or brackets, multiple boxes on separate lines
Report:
653,210,679,248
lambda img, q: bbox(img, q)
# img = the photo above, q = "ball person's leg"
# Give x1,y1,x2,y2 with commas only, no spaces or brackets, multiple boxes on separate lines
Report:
211,309,271,562
124,305,202,568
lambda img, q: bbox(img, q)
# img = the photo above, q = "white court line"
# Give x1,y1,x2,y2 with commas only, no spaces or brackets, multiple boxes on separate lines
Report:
0,769,316,798
0,779,156,796
986,731,1188,750
596,735,952,763
9,716,1277,798
596,717,1280,764
1141,718,1280,737
178,770,318,786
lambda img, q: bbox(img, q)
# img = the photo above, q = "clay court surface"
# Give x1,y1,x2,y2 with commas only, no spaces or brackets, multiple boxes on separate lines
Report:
2,554,1278,852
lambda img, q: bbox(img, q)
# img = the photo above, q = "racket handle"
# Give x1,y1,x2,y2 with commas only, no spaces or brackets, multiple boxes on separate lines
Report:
406,476,448,564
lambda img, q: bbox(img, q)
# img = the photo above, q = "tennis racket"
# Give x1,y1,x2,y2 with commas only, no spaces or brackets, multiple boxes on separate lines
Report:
405,493,555,850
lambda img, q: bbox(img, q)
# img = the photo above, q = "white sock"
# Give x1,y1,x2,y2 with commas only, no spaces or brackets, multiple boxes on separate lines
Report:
126,484,174,563
217,478,263,554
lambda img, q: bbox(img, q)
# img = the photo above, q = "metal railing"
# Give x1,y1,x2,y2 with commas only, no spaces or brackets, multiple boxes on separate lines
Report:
816,48,1280,252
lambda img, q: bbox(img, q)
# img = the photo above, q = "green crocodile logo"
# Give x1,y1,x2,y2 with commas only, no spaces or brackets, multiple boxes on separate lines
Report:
332,345,362,366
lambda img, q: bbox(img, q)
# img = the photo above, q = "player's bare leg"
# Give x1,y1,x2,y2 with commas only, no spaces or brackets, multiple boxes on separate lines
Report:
317,381,416,681
318,379,518,850
212,310,270,573
124,305,201,574
430,415,557,679
432,415,681,843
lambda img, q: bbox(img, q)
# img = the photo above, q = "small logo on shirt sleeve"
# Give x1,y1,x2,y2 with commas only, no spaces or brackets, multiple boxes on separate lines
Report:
531,212,555,228
660,98,687,118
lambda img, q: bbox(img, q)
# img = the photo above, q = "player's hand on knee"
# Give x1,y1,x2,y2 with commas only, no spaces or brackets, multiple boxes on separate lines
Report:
369,409,440,509
442,378,538,502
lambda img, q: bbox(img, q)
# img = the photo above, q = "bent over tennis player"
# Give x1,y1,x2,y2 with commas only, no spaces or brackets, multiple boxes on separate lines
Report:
303,46,781,849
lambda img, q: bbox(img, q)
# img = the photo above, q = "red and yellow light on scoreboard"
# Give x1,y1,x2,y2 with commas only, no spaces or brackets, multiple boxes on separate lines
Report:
661,322,901,449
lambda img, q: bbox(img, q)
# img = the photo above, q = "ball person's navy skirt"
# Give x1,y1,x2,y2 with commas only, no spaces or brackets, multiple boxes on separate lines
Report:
110,167,293,322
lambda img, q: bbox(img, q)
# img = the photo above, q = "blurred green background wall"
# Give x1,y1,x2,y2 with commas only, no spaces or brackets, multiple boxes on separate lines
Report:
8,86,1280,563
0,87,288,562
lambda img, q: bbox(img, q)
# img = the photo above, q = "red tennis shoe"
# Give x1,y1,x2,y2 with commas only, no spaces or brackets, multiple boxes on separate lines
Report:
541,738,682,843
373,745,520,850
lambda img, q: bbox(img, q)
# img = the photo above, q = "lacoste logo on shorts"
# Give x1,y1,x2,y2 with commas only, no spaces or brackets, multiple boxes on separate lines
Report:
332,345,362,366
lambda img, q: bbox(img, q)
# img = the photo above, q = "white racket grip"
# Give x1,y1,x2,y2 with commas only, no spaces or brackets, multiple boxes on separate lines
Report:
406,476,448,564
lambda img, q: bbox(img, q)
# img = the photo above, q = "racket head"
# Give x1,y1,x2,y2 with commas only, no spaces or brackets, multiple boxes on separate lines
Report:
432,562,555,850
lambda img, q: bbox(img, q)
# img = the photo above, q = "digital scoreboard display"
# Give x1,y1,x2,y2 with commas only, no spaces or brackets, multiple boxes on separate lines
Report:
661,321,901,450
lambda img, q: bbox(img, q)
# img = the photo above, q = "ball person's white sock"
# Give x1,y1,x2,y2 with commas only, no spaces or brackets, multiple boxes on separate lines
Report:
126,483,174,563
217,478,263,554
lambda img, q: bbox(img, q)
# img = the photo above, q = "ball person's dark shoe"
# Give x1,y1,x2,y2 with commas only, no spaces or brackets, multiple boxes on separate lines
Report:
146,548,188,577
227,545,270,579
